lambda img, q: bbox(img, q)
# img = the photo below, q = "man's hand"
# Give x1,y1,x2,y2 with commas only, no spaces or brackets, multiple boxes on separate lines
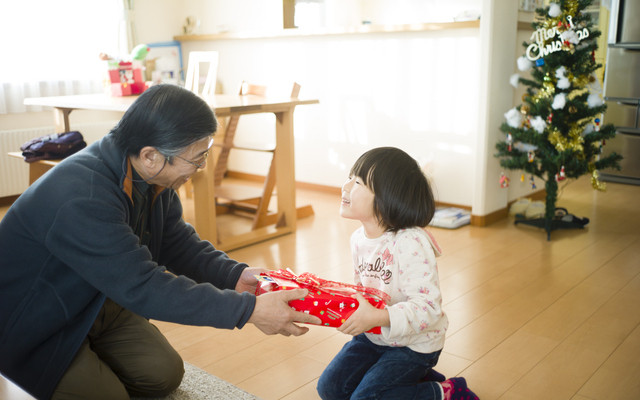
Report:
249,289,322,336
235,267,268,294
338,293,389,336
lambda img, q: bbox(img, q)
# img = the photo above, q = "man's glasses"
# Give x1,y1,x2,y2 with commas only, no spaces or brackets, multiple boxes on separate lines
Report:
171,137,214,170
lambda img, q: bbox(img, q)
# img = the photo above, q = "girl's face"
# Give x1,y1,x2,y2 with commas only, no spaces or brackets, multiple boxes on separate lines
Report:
341,175,384,237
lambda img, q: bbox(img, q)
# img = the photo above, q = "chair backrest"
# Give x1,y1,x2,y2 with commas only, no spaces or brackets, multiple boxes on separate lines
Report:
185,51,219,97
238,81,300,98
239,81,267,96
290,82,301,98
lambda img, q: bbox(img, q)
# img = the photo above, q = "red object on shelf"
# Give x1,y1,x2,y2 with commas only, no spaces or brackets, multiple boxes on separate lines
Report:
255,269,390,334
107,60,146,96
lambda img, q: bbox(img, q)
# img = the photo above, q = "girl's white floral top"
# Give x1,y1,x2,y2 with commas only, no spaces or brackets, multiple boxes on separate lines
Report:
351,227,448,353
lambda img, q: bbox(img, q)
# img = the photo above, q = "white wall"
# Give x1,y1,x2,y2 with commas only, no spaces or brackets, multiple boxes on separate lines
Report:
182,29,481,207
2,0,540,217
135,0,283,40
472,0,518,216
132,0,487,207
503,22,546,201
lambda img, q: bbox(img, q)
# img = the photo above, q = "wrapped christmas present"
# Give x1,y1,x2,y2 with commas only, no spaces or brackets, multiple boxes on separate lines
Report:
255,269,390,334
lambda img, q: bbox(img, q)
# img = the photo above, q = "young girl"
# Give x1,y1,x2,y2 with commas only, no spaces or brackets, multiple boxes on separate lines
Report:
317,147,478,400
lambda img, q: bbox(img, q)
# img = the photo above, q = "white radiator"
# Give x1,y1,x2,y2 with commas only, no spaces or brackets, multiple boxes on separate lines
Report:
0,122,118,198
0,126,55,197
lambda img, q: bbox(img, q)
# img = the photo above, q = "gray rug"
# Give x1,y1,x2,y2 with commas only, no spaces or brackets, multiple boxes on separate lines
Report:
138,362,260,400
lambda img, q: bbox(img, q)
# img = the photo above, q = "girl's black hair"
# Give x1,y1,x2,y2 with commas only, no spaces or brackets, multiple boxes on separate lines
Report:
350,147,435,232
111,84,217,157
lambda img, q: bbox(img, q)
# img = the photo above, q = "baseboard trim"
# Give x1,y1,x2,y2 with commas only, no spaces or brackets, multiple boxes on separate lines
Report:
435,201,471,211
470,189,547,227
226,171,341,194
523,188,547,202
471,208,508,226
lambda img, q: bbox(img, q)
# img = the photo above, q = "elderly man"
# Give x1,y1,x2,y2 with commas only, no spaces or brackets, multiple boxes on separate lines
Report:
0,84,319,399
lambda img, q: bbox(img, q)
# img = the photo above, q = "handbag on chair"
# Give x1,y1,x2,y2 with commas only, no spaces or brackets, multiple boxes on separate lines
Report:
20,131,87,163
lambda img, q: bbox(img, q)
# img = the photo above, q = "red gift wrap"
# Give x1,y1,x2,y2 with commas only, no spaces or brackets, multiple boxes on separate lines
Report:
255,269,390,334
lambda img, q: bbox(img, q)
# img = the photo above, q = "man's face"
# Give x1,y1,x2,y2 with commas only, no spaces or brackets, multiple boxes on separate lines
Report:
150,136,213,190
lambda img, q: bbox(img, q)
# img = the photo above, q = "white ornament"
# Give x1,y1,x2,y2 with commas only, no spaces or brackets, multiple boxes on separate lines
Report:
505,108,523,128
552,93,566,110
530,116,547,133
558,77,570,89
549,3,561,17
551,93,567,110
583,124,595,136
555,66,571,89
587,93,604,107
514,142,538,153
510,73,520,88
517,56,533,71
560,29,580,45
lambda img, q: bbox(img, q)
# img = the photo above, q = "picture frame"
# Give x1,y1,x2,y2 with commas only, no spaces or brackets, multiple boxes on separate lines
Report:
146,41,184,85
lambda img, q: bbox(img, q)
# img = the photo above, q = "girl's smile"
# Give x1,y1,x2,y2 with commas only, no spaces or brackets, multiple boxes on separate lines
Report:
340,175,384,238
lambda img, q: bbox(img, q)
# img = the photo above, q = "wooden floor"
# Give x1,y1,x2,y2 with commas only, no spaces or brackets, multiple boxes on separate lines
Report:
2,176,639,399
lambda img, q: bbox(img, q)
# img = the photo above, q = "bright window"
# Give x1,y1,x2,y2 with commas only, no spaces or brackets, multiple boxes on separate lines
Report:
0,0,123,83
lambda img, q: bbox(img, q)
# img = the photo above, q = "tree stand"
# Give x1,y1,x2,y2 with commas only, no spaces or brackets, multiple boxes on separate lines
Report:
514,208,589,241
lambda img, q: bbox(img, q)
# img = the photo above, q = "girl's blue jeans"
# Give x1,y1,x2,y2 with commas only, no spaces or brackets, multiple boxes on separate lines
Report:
317,334,443,400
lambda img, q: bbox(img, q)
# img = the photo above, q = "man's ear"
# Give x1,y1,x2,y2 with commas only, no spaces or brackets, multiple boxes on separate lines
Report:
138,146,162,168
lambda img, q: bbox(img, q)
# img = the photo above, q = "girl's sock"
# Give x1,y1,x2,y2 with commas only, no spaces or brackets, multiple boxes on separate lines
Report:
439,377,479,400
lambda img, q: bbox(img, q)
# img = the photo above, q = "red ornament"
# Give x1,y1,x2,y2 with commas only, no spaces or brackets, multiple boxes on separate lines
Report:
500,172,510,188
557,166,566,181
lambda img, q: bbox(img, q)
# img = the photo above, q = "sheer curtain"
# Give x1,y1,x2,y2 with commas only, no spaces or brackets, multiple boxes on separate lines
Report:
0,0,135,114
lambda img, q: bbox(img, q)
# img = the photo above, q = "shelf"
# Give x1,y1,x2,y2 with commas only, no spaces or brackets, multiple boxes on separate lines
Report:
174,20,481,42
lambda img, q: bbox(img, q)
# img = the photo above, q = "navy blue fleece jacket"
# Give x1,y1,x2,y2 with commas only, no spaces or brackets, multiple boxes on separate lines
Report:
0,134,255,399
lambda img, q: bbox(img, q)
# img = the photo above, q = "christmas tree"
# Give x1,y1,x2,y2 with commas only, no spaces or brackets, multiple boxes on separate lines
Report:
495,0,622,240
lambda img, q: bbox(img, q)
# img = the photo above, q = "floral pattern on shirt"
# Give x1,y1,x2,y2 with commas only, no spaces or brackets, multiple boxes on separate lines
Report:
351,227,448,353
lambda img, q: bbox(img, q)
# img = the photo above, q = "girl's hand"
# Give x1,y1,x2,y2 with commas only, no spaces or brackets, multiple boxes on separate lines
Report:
338,293,389,336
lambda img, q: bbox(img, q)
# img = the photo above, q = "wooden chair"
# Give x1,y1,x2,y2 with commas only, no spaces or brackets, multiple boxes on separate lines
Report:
181,51,219,200
184,51,219,98
214,81,301,230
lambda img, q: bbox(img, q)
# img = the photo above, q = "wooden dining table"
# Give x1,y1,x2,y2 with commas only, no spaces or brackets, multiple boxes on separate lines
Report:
21,92,319,250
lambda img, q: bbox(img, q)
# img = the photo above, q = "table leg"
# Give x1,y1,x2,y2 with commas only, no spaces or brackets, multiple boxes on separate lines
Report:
274,109,296,232
191,157,218,245
53,108,73,133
